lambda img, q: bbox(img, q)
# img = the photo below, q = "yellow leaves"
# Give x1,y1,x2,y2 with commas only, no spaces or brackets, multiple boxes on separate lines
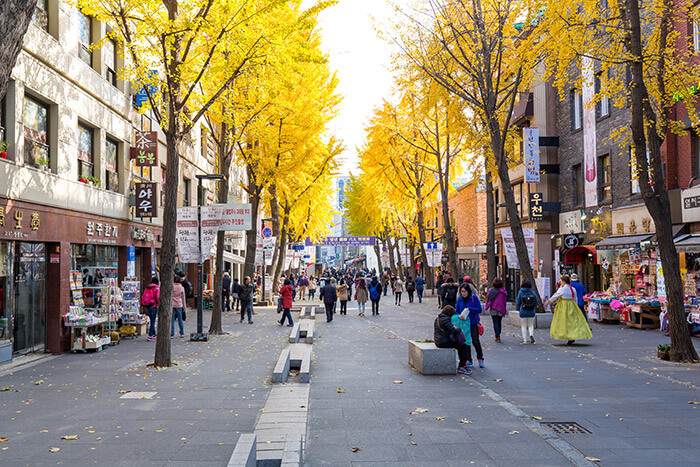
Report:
0,437,8,442
393,380,403,384
460,419,472,424
336,388,346,393
350,447,361,452
409,408,429,415
586,457,602,462
61,435,79,440
435,416,445,421
49,447,61,453
508,430,519,435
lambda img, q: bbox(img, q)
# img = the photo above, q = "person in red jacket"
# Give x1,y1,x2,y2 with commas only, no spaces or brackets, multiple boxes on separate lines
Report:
278,279,294,327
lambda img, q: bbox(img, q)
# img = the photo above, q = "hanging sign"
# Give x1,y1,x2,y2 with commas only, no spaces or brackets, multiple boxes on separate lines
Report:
500,227,535,270
176,207,199,263
200,205,223,262
523,128,540,183
263,236,276,266
529,192,544,221
582,57,598,207
130,131,158,167
217,203,252,231
423,242,443,268
564,235,579,248
135,182,157,218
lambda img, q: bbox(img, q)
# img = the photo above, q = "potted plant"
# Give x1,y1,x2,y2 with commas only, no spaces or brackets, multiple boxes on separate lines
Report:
0,141,7,159
79,177,87,183
37,156,50,171
86,176,101,187
657,344,670,361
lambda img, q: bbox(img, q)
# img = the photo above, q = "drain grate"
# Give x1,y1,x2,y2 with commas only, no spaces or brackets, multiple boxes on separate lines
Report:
540,422,591,434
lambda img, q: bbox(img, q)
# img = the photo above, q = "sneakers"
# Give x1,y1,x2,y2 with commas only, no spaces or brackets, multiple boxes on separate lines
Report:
457,366,473,375
478,359,485,368
287,323,294,327
495,337,501,343
530,335,535,344
240,319,244,323
466,361,473,368
179,334,184,338
147,336,154,341
248,321,254,324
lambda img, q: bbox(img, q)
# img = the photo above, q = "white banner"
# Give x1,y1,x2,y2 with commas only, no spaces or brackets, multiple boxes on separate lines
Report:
176,207,199,263
255,236,263,265
536,277,551,311
218,203,252,231
200,205,224,262
283,249,294,270
423,242,443,268
263,236,276,266
500,227,535,270
523,127,540,183
582,57,598,207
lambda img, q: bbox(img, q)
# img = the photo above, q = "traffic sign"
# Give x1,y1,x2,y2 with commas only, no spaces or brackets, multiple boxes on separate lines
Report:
262,226,273,238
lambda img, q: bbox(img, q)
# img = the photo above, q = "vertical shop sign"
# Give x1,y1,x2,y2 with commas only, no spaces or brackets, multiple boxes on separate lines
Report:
176,207,199,263
199,205,223,262
127,246,136,277
529,192,544,221
135,182,157,218
131,131,158,167
582,57,598,207
523,128,540,183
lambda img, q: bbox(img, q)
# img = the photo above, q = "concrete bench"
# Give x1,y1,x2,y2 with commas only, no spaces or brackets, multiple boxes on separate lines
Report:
273,348,291,383
281,433,304,467
288,323,300,343
289,343,312,384
300,321,314,344
299,307,308,320
228,433,256,467
309,308,315,320
408,341,457,375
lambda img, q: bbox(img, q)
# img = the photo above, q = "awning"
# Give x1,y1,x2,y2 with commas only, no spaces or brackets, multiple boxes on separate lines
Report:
675,234,700,253
595,234,653,250
223,251,245,264
564,246,597,264
649,224,689,245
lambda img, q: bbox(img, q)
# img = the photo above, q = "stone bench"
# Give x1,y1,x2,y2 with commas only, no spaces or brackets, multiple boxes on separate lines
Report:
281,433,304,467
288,323,301,343
299,307,308,320
299,321,315,344
272,348,291,383
507,311,553,329
228,433,256,467
408,341,457,375
289,343,312,384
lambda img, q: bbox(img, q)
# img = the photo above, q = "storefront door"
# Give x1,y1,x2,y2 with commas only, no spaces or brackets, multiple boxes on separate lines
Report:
13,243,46,354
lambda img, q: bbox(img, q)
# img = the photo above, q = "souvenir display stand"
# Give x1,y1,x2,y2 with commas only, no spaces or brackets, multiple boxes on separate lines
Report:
121,279,149,336
65,271,111,352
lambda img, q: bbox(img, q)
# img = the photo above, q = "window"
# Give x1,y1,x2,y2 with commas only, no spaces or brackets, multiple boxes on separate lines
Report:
183,177,191,207
599,154,612,201
572,163,583,206
105,137,119,192
23,96,49,169
104,39,117,87
78,11,93,66
631,146,653,193
595,73,610,118
77,124,94,181
33,0,49,31
570,89,583,131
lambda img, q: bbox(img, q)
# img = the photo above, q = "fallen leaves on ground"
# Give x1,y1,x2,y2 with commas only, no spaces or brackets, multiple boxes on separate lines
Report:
508,430,519,435
410,441,417,445
49,447,60,453
34,380,44,386
531,416,543,420
585,457,601,462
393,380,402,384
61,435,78,440
336,388,346,393
350,447,360,452
689,401,700,405
435,416,445,421
409,408,428,414
0,387,10,391
0,437,7,442
460,419,472,424
117,390,131,394
492,378,503,382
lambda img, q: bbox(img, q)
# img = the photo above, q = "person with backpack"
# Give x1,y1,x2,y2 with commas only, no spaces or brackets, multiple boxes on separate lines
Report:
436,274,445,309
456,284,484,368
238,276,255,324
485,278,508,343
546,275,592,345
369,276,382,315
222,271,232,312
231,278,241,312
355,277,368,317
278,279,294,327
381,272,390,296
393,275,404,306
177,271,194,301
405,276,416,303
441,276,459,308
141,276,160,341
415,274,425,303
516,280,538,344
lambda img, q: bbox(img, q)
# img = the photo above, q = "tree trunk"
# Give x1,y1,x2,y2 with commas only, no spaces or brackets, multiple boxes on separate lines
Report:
409,240,417,279
272,212,289,292
0,0,36,102
440,176,458,278
269,184,281,282
373,241,382,272
626,0,697,362
243,166,261,280
485,158,497,286
395,237,404,277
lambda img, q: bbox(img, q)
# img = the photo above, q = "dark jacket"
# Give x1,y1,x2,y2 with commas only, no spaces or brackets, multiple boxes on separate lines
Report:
222,275,232,293
434,312,461,347
441,283,460,307
415,277,425,290
516,287,538,318
406,279,415,292
232,281,240,294
239,282,256,302
320,283,337,305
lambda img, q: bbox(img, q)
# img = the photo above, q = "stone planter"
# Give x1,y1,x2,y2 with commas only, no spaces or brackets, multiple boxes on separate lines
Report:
657,350,670,361
507,311,553,329
408,340,457,375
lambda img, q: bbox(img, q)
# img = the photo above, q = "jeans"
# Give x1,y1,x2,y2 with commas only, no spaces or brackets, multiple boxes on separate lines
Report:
407,291,414,303
469,324,484,362
324,303,334,321
436,341,469,367
521,317,535,342
358,301,366,314
383,285,388,296
240,300,252,322
491,315,503,338
232,293,239,311
222,291,230,311
371,299,380,315
280,308,293,325
171,308,184,336
395,292,402,305
309,290,315,299
146,306,157,337
340,300,347,315
417,288,423,302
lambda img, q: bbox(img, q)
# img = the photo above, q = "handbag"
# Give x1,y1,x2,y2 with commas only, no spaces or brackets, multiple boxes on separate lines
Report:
477,323,484,336
437,317,466,345
277,296,283,314
182,309,187,321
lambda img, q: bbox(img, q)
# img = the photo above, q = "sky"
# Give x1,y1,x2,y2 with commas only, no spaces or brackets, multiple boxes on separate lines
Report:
313,0,402,174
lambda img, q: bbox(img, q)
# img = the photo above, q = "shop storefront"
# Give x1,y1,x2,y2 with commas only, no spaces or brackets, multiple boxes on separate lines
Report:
0,198,161,362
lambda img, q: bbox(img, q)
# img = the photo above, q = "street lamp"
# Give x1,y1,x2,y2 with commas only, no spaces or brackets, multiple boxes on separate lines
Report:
191,174,226,342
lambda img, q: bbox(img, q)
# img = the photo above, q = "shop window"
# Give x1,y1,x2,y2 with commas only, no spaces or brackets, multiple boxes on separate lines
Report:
570,89,582,131
572,163,583,206
105,137,119,192
22,96,50,170
599,154,612,201
78,124,95,181
595,73,609,118
183,177,191,207
78,11,93,66
104,39,118,87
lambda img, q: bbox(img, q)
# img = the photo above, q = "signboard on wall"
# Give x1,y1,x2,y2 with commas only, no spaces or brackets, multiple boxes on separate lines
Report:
131,131,158,167
135,182,157,218
582,57,598,207
500,227,535,270
523,128,540,183
529,192,544,221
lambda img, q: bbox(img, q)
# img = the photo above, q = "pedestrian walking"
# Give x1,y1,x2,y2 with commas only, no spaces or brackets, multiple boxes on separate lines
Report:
298,274,308,300
441,276,459,308
516,280,538,344
463,276,479,296
231,277,240,312
356,278,368,316
415,274,425,303
141,276,160,341
238,276,255,324
308,276,317,300
369,276,382,315
546,275,592,345
456,284,484,368
434,305,472,375
381,272,390,296
570,273,588,321
337,279,349,315
278,279,294,327
484,278,508,342
171,274,186,337
405,276,415,303
222,271,232,312
394,276,404,306
436,274,445,308
320,278,337,322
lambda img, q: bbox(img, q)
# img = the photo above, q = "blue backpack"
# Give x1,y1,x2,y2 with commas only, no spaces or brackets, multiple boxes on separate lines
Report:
370,284,381,300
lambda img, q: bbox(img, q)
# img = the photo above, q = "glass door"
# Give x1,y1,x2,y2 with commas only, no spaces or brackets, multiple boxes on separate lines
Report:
14,243,46,354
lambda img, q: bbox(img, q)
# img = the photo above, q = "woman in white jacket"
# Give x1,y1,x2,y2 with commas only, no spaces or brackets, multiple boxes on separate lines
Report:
545,275,592,345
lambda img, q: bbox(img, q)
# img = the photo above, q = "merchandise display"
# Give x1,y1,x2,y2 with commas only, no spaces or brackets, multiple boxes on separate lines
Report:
67,270,110,352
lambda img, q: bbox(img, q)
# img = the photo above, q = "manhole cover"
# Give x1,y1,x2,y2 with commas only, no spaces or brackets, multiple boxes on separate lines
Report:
541,422,591,434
